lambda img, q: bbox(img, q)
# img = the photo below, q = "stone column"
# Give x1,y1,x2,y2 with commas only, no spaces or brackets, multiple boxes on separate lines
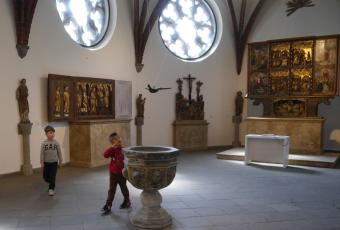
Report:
232,115,242,147
135,116,144,146
18,122,33,175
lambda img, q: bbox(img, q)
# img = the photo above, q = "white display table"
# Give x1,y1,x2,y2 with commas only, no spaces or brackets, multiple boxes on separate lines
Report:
245,134,290,167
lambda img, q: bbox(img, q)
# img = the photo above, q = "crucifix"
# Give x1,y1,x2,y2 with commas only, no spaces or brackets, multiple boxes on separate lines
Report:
183,74,196,104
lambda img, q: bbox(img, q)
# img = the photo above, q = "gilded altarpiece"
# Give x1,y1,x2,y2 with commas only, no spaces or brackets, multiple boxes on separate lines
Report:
47,74,133,121
246,35,339,154
248,35,339,118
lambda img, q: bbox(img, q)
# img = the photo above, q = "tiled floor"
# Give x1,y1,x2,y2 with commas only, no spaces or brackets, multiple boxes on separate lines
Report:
1,150,340,230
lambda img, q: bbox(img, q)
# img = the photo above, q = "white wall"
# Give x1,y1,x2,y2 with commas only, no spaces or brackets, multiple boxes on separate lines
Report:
239,0,340,151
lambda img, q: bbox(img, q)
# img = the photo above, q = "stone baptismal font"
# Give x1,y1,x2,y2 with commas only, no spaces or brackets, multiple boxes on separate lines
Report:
123,146,179,229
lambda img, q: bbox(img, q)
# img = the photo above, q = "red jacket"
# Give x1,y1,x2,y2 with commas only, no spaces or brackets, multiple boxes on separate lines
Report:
103,146,124,174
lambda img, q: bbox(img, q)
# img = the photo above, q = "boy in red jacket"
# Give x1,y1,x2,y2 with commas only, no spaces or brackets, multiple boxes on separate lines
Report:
101,132,131,215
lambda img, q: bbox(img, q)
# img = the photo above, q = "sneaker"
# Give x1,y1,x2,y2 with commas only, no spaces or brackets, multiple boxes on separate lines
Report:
119,200,131,209
101,204,111,215
48,189,54,196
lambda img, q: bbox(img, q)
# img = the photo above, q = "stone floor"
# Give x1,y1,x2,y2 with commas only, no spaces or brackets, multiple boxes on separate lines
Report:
1,150,340,230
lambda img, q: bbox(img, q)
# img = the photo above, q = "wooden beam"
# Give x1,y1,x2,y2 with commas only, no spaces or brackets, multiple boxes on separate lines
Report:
12,0,38,58
133,0,171,73
226,0,267,75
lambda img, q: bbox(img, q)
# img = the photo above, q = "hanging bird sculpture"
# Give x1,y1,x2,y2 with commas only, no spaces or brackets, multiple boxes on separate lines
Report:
145,84,171,93
286,0,315,16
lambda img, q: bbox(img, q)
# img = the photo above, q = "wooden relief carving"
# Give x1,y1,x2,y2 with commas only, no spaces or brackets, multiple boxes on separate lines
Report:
48,74,132,121
247,35,339,117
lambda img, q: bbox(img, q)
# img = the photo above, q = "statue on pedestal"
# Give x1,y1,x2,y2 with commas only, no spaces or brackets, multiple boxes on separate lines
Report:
16,78,30,123
16,78,33,176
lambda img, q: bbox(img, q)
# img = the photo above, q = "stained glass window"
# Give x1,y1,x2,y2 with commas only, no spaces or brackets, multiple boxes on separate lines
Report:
159,0,221,61
56,0,112,49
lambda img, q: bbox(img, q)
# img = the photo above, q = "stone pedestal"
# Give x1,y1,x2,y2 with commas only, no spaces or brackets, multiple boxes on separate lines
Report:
232,115,242,147
123,146,179,229
69,119,131,167
135,116,144,146
173,120,209,151
18,122,33,176
245,117,324,154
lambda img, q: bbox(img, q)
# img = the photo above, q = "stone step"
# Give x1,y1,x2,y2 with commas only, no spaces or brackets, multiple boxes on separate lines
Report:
216,148,340,168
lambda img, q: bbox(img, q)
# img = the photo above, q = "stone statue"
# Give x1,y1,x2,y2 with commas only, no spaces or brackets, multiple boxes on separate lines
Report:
196,81,203,100
16,78,30,122
136,94,146,117
235,91,244,116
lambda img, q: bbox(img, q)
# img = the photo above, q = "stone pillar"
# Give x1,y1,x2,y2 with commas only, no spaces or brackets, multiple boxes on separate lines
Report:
18,122,33,175
135,116,144,146
232,115,242,147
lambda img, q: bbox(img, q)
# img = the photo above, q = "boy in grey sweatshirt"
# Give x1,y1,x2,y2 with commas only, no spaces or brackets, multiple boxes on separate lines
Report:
40,125,63,196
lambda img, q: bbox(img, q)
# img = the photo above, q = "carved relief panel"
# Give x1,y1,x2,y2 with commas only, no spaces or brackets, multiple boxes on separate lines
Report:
48,74,132,121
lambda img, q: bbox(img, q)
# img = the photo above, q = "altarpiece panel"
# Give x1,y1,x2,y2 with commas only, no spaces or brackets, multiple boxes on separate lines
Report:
248,35,339,117
48,74,132,122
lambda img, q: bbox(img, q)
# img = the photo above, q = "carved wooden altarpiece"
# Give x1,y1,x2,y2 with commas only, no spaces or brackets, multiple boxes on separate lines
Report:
48,74,132,122
248,35,339,117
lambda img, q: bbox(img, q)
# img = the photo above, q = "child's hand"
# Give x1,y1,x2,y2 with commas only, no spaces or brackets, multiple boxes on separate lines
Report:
40,162,44,167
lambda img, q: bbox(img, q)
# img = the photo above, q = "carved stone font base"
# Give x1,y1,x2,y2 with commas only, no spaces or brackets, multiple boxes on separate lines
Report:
130,190,171,229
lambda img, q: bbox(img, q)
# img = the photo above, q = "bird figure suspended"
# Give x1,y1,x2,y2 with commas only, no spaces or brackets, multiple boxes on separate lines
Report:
145,84,171,93
286,0,315,16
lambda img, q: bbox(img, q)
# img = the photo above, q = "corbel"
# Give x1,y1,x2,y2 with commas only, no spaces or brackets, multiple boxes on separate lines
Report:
12,0,38,58
133,0,171,73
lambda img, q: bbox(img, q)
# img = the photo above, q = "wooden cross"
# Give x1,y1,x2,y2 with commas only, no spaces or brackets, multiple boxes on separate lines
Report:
183,74,196,104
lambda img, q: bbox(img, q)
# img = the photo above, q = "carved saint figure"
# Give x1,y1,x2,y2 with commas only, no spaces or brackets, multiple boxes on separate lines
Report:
176,78,183,95
54,86,61,116
80,84,88,113
235,91,244,116
136,94,146,117
16,78,30,122
97,84,105,113
63,86,70,116
90,86,97,113
104,85,110,110
77,84,82,110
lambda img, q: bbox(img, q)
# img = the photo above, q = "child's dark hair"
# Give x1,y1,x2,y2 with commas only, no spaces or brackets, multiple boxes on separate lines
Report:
44,125,55,133
109,132,118,142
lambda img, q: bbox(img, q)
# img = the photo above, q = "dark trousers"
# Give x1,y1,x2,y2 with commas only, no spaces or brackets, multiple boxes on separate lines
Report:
106,172,130,207
43,162,58,190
